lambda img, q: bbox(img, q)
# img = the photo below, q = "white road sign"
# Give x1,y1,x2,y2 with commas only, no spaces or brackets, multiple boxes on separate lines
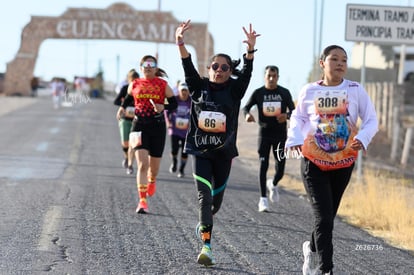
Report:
346,4,414,45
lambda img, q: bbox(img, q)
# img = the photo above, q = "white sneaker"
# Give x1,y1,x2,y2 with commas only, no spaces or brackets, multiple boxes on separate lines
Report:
267,179,280,203
258,197,269,212
302,241,318,275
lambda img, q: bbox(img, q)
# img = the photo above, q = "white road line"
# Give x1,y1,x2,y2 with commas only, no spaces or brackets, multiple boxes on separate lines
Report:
50,127,60,134
36,142,48,152
37,206,62,251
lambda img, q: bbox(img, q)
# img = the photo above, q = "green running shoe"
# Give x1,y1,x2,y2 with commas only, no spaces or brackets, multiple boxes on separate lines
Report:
197,245,216,267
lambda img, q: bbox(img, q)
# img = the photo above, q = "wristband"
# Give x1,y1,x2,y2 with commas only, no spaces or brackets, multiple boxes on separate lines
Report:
247,49,257,54
177,40,184,46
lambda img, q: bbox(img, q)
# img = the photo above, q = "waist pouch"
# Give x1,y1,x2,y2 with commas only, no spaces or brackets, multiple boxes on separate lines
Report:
133,114,165,125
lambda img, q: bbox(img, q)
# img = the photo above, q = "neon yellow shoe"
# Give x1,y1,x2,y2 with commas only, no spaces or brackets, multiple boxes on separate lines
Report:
197,245,216,267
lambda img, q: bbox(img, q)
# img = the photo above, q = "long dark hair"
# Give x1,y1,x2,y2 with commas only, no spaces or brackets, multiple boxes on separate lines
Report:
140,55,168,78
209,53,242,78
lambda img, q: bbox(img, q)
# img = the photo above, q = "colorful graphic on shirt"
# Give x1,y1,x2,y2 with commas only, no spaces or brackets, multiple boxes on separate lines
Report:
302,90,358,171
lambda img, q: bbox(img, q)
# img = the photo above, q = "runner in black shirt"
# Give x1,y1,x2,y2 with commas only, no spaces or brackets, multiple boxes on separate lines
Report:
113,69,139,175
243,65,295,212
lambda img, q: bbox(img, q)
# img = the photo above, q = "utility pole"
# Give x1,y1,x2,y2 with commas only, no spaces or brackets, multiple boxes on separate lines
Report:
116,54,120,85
155,0,161,61
312,0,317,81
311,0,324,82
318,0,324,58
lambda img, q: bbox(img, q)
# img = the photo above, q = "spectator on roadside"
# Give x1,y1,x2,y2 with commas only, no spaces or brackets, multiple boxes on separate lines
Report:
242,65,295,212
286,45,378,275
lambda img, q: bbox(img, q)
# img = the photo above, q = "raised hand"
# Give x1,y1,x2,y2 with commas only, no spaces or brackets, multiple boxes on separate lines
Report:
242,23,260,49
176,19,191,43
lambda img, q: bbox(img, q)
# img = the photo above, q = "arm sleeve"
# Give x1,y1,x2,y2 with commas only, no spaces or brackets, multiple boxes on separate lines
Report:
164,96,178,111
286,91,296,119
182,54,203,98
242,91,256,117
113,93,122,106
113,85,128,106
232,54,253,100
354,88,379,149
285,86,308,148
121,94,134,109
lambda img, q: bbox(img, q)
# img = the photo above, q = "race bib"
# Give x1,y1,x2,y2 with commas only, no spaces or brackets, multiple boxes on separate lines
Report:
198,111,226,133
263,101,281,117
129,131,142,148
124,106,136,118
314,90,347,115
175,117,189,130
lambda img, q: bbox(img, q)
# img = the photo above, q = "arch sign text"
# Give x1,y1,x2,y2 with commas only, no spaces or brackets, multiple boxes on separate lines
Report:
3,3,213,96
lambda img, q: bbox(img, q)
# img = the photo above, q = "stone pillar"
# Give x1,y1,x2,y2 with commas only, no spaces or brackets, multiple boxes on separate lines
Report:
4,18,46,96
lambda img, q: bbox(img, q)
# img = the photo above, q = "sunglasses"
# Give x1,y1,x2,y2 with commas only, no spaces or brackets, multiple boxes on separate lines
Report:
141,61,157,68
211,63,230,72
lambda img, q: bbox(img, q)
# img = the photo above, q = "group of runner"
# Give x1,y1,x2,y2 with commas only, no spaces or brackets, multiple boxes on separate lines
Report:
113,19,378,275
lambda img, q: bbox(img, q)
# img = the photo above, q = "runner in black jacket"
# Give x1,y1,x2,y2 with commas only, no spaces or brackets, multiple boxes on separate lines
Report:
175,19,260,267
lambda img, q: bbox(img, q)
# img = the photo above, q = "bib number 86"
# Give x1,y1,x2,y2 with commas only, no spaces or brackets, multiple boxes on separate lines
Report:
198,111,226,133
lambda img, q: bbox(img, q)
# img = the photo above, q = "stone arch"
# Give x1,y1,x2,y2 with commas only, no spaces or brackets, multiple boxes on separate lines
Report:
3,3,214,96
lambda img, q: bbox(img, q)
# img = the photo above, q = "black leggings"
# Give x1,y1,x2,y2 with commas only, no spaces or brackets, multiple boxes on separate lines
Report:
258,136,286,197
170,135,188,158
193,156,232,227
301,158,354,273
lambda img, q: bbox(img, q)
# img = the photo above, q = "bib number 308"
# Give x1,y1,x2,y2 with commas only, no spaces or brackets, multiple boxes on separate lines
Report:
314,90,347,115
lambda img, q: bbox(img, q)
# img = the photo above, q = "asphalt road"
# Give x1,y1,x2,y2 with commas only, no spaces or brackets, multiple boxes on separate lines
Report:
0,95,413,275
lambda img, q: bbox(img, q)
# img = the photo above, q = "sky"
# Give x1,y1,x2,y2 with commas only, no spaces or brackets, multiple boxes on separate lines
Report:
1,0,413,101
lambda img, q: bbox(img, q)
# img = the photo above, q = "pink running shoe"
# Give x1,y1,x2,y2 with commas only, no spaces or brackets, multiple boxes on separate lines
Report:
147,180,156,197
136,200,148,214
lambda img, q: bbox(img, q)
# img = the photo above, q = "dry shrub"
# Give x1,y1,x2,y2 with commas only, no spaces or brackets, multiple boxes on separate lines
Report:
338,170,414,252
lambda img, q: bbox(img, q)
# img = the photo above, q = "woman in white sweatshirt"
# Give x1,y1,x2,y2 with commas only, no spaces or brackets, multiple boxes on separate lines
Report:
285,45,378,275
